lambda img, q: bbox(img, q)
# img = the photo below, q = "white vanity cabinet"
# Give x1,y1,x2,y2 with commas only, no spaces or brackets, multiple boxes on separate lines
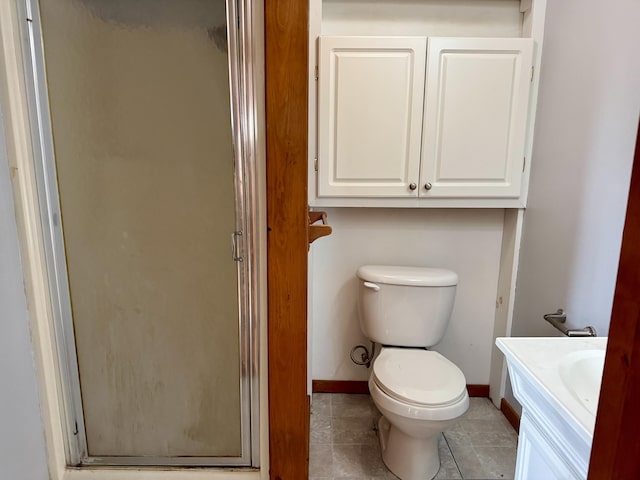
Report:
516,413,582,480
317,35,534,200
497,337,607,480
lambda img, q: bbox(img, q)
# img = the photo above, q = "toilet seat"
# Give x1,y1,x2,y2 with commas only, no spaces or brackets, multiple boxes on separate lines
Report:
372,348,467,408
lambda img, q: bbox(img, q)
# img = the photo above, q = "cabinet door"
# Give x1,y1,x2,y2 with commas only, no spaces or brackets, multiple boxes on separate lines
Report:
318,36,426,197
420,38,534,198
516,413,582,480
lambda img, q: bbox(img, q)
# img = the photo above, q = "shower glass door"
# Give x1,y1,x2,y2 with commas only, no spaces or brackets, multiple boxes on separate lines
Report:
23,0,258,466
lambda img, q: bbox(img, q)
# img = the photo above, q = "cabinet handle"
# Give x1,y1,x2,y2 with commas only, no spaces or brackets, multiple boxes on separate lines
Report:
424,182,432,191
409,183,417,191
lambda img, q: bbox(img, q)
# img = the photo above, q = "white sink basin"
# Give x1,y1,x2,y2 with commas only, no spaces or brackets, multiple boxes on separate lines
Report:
559,349,605,416
496,337,607,438
496,337,608,479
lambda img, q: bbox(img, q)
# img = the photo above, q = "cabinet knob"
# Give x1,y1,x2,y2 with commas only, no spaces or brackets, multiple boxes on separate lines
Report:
409,183,417,191
424,182,432,191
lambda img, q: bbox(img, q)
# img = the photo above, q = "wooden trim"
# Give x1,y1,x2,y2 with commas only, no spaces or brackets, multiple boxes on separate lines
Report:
589,121,640,479
312,380,369,394
500,398,521,433
265,0,310,479
312,380,490,397
466,384,490,397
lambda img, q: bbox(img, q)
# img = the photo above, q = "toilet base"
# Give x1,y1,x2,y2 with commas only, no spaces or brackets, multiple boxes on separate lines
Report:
378,416,441,480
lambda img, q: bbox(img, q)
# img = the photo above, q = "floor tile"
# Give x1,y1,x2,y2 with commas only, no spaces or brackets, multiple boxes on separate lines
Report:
444,418,466,435
443,429,472,451
333,443,369,477
370,471,401,480
457,417,517,448
445,440,518,479
332,415,378,445
312,393,332,417
473,446,517,480
496,412,518,433
333,477,370,480
460,418,514,435
332,393,372,418
435,434,463,480
309,393,517,480
333,443,389,477
310,413,332,445
463,398,502,420
309,443,334,478
464,429,517,448
445,444,488,479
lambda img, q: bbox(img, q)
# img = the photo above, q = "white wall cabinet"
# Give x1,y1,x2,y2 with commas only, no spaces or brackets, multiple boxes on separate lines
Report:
318,36,427,197
421,37,533,198
317,35,534,203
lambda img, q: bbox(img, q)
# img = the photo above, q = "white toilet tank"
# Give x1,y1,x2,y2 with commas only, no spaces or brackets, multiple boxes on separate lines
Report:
357,265,458,347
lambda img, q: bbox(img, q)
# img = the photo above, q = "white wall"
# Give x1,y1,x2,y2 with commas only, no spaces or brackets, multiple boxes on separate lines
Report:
512,0,640,337
506,0,640,407
0,113,49,480
311,208,504,384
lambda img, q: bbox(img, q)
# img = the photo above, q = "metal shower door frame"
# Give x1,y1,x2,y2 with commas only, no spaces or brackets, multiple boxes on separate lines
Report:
18,0,261,468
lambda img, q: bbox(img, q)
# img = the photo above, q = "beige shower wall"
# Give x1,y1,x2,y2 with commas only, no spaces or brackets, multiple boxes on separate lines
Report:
40,0,241,457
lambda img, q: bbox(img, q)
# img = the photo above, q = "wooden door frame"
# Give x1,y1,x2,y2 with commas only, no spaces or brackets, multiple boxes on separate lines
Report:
588,120,640,478
264,0,310,479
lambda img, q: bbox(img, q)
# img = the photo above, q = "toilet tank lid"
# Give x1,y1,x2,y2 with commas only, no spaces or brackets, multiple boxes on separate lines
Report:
357,265,458,287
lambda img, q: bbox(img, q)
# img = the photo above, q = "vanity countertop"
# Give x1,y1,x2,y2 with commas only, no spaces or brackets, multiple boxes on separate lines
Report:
496,337,607,442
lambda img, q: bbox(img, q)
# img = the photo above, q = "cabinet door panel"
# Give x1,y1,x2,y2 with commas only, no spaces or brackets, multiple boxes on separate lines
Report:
421,37,533,198
516,413,582,480
318,36,426,197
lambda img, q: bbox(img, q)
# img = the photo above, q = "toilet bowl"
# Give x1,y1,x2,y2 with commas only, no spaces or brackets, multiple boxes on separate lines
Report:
356,265,469,480
369,347,469,480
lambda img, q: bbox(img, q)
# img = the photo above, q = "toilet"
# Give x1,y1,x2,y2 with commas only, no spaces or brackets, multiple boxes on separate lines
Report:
357,265,469,480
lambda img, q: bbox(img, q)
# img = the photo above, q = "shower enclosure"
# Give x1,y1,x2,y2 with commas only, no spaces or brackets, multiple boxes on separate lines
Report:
21,0,260,467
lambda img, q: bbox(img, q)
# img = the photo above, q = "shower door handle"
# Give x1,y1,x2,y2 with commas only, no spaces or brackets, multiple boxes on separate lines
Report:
231,231,243,262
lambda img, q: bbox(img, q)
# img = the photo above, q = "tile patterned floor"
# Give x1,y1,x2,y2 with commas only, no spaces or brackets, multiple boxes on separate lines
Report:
309,393,518,480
